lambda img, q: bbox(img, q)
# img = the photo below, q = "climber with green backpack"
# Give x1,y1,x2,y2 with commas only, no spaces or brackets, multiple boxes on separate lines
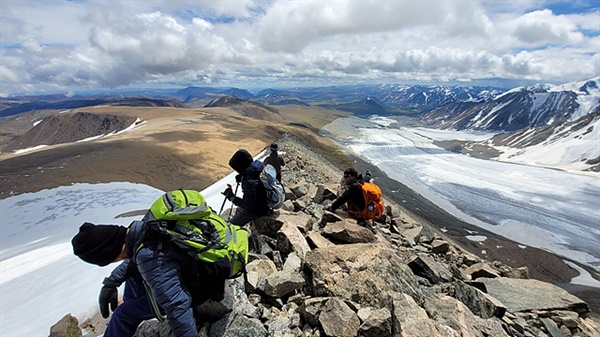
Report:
71,189,248,337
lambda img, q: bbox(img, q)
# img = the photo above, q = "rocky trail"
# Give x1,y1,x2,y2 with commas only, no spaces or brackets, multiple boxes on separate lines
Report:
51,133,600,337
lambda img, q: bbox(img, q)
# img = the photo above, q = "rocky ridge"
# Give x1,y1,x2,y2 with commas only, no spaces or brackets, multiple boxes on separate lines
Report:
52,133,600,337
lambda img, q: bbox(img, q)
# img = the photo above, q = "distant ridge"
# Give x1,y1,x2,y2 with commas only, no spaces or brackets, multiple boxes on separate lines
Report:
0,96,187,118
322,96,390,116
204,95,286,123
4,112,140,152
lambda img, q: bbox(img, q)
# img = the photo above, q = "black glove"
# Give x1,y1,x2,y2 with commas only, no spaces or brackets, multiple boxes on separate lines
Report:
222,187,235,201
235,174,242,183
99,277,120,318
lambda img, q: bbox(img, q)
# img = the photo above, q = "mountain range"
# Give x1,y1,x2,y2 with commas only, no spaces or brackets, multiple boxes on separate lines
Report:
1,77,598,173
1,77,599,336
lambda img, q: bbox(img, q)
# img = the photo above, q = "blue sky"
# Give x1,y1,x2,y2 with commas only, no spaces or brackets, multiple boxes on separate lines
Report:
0,0,598,96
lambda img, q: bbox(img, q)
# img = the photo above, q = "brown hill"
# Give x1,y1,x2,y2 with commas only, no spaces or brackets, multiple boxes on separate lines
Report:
4,112,139,152
204,95,287,123
0,104,343,197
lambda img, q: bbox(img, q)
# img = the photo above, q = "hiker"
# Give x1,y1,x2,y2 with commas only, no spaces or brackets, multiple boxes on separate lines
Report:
263,142,285,182
324,167,366,218
71,221,223,337
223,149,270,226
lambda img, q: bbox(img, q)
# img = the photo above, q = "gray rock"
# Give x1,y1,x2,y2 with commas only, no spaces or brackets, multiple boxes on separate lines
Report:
131,319,172,337
357,307,392,337
407,253,453,284
49,314,82,337
540,317,567,337
322,220,376,244
277,222,312,259
291,184,309,198
464,262,500,280
314,184,337,203
424,296,488,337
306,230,335,249
478,277,589,313
283,252,303,272
299,297,329,326
431,239,450,254
453,281,506,319
258,270,305,298
304,243,422,308
245,258,278,294
209,311,267,337
392,293,439,337
319,298,360,337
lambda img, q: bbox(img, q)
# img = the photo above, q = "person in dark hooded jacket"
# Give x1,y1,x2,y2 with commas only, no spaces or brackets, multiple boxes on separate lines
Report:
72,220,219,337
223,149,270,226
325,167,366,217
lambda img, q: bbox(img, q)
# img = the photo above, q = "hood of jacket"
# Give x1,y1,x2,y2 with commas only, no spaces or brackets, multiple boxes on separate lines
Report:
243,160,264,178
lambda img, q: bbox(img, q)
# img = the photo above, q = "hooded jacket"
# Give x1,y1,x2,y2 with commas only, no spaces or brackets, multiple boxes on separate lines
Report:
107,220,198,337
231,159,270,216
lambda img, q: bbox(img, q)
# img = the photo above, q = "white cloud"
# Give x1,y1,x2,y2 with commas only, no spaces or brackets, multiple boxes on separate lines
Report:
0,0,598,95
511,9,585,45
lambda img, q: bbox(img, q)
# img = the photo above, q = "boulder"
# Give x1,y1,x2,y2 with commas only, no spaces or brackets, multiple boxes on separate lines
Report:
319,298,361,337
304,243,422,308
407,253,453,284
258,270,305,298
392,293,439,337
306,230,335,249
477,277,589,313
277,222,311,259
322,220,376,244
49,314,82,337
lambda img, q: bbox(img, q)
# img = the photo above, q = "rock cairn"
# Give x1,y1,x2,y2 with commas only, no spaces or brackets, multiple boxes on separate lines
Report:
55,133,600,337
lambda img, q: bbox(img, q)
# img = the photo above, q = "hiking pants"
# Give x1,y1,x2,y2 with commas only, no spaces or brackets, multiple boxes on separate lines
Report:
103,278,155,337
229,207,262,227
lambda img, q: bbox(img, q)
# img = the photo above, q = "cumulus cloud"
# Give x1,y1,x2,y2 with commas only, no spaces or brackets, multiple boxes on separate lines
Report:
511,9,584,44
0,0,598,95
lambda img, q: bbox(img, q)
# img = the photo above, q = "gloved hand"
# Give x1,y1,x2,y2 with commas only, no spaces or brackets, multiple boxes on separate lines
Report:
235,174,242,183
99,277,120,318
323,205,332,211
222,187,235,201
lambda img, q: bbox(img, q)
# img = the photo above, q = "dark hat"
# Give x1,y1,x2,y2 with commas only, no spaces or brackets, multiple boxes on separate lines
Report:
343,167,358,177
270,143,278,151
72,222,127,266
229,149,253,173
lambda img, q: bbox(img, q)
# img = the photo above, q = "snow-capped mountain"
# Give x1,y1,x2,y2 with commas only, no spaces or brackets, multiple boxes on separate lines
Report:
420,77,600,131
375,84,502,110
253,84,504,110
419,77,600,173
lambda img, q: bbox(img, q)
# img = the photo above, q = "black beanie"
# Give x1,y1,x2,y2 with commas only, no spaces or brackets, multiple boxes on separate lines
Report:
72,222,127,266
229,149,253,173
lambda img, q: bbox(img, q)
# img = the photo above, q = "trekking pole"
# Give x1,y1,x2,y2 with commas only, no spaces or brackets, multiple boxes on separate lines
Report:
219,184,232,215
227,182,240,222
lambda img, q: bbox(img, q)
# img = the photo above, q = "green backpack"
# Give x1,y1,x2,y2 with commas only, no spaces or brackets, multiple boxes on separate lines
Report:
141,189,248,279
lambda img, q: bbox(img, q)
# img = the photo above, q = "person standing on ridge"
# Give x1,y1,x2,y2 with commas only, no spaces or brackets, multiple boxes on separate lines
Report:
263,142,285,182
223,149,270,226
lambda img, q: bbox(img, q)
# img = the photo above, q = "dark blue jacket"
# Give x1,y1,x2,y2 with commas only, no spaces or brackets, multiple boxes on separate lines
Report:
108,220,197,337
232,160,270,216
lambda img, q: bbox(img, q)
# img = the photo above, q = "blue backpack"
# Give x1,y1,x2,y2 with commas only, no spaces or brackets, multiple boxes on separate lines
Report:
260,164,285,209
